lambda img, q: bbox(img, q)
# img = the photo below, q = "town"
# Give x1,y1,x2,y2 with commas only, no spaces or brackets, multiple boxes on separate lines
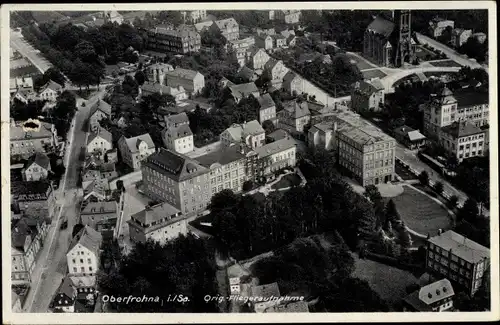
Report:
7,8,491,314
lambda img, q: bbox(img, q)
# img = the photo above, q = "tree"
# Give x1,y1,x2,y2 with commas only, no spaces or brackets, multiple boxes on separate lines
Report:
364,185,382,202
208,189,240,213
447,195,459,209
134,70,146,86
122,75,139,99
262,120,276,134
242,180,254,192
385,199,401,223
418,170,429,186
457,197,479,222
434,181,444,195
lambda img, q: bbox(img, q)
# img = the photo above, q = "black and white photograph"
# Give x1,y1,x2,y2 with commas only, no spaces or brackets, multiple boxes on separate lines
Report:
1,2,497,324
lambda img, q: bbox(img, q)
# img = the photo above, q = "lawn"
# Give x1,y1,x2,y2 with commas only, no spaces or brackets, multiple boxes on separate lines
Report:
271,173,301,190
392,186,452,237
352,253,418,309
362,69,387,80
392,74,419,88
345,53,376,70
414,46,438,61
10,66,41,78
428,60,462,68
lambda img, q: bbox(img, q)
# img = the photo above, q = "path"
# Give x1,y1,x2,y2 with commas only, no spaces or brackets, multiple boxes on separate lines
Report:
10,30,52,73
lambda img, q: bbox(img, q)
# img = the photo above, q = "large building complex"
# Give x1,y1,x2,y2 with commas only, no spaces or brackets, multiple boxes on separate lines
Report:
146,26,201,54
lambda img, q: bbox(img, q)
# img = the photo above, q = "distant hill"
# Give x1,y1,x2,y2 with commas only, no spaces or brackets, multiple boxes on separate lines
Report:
30,11,69,24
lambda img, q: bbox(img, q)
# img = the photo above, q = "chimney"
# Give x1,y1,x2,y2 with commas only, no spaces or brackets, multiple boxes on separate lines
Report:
438,229,443,235
15,227,19,233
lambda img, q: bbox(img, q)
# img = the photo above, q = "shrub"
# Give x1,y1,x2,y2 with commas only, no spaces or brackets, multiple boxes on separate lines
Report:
447,195,459,209
418,170,429,186
434,181,444,195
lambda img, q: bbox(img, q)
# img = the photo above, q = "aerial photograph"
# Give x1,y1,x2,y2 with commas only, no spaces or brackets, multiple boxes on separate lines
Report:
4,5,493,319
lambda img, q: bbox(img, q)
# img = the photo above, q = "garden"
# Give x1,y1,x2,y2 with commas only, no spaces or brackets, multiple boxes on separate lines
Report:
270,173,302,190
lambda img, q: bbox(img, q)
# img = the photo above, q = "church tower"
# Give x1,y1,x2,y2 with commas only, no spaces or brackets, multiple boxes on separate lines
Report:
393,10,414,67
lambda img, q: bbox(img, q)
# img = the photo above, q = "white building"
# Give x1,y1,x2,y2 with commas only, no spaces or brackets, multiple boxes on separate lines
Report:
38,80,63,102
165,68,205,95
451,28,472,48
86,128,113,155
220,120,266,149
89,99,112,132
439,121,486,162
162,112,194,154
66,226,102,277
118,133,156,169
22,152,51,181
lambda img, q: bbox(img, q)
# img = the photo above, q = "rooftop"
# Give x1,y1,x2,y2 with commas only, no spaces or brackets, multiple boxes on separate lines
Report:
229,82,259,99
441,121,485,139
251,282,280,299
284,100,311,119
25,152,51,170
255,137,296,158
257,93,276,110
121,133,155,153
165,67,202,80
11,180,51,198
40,80,63,93
68,225,103,255
89,99,112,117
87,128,113,145
143,148,209,182
10,120,55,141
428,230,490,264
333,110,395,145
81,201,117,215
367,16,395,38
131,202,181,226
195,144,246,168
353,79,385,95
166,112,190,125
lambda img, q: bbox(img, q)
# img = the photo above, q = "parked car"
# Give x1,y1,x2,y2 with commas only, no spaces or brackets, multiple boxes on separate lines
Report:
60,219,68,230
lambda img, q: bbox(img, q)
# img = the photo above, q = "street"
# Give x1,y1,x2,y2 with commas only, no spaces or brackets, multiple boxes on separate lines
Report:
23,89,107,312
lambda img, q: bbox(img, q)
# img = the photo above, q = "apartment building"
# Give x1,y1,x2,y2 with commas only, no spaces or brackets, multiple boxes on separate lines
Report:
146,26,201,54
257,93,277,125
247,47,271,71
80,201,118,236
181,10,207,23
423,88,489,139
12,180,55,219
118,133,156,169
196,144,249,195
162,112,194,154
66,226,102,277
278,100,311,135
351,79,385,113
165,68,205,95
254,137,297,178
142,149,211,214
403,279,455,312
255,35,274,51
439,121,486,162
426,230,490,296
211,18,239,41
10,119,58,158
428,18,455,38
128,202,187,244
22,152,51,181
220,120,266,149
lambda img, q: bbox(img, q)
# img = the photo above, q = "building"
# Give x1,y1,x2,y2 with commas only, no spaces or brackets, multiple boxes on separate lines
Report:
451,28,472,48
351,79,385,113
22,152,51,181
472,32,487,44
141,82,188,103
162,113,194,154
439,121,486,162
278,100,311,135
228,37,255,67
282,71,304,95
38,80,63,102
10,119,58,158
11,290,22,313
257,93,277,125
142,149,211,214
256,27,276,36
423,88,489,139
10,76,34,94
146,63,174,84
220,120,266,149
254,137,297,178
196,144,249,195
181,10,207,23
265,301,309,313
146,26,201,55
89,99,112,132
118,133,156,170
229,277,241,295
364,11,416,67
250,282,281,313
165,68,205,95
67,226,102,277
12,88,37,104
426,230,490,296
403,279,455,312
271,10,301,24
393,125,427,150
308,122,335,151
429,18,455,38
80,201,118,237
83,178,110,202
247,47,271,70
52,275,97,313
86,128,113,156
271,34,287,49
103,10,123,24
13,180,55,219
211,18,239,41
52,276,77,313
236,66,259,82
11,216,49,285
267,129,291,143
128,202,187,244
255,35,273,51
194,20,215,33
228,82,260,103
264,59,289,88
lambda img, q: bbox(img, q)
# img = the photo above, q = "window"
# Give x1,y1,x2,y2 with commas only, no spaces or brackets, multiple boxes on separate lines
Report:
80,259,84,263
72,259,76,263
89,267,93,272
88,258,91,264
73,267,77,272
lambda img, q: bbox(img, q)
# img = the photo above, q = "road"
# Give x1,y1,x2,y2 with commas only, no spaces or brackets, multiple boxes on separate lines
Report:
380,66,461,93
415,32,485,70
10,30,53,73
24,89,107,312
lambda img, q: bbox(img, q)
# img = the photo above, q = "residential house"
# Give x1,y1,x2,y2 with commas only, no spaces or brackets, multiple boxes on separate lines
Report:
265,301,310,313
22,152,51,181
257,93,277,125
52,276,77,313
103,10,124,24
196,144,249,195
12,180,55,219
141,149,211,214
282,71,304,95
181,10,207,23
11,216,49,285
86,128,113,156
162,112,194,154
10,119,58,158
83,178,110,202
12,88,37,104
256,27,276,36
264,59,289,88
426,230,490,296
236,66,259,82
128,202,187,244
403,279,455,312
10,76,34,94
351,79,386,113
271,10,301,24
228,82,260,103
278,100,311,135
220,120,266,149
80,201,118,237
146,26,201,54
451,28,472,48
271,34,287,49
38,80,63,102
250,282,281,313
66,226,102,277
165,68,205,95
52,275,98,313
393,125,427,150
267,129,291,143
472,32,487,44
146,63,174,84
211,18,239,41
429,18,455,38
89,99,112,132
255,35,273,51
141,82,188,103
194,20,215,33
247,47,271,70
254,137,297,178
439,121,486,162
118,133,156,170
228,37,255,67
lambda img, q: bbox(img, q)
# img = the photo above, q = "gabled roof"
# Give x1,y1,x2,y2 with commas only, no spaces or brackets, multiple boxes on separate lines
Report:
257,93,276,110
11,217,39,250
131,202,180,225
264,58,280,71
255,137,296,158
284,101,311,119
166,123,193,139
55,276,76,305
39,80,63,93
68,225,102,255
90,99,112,117
419,279,454,305
441,121,485,139
367,16,395,38
25,152,51,170
195,144,247,168
214,18,238,30
267,129,290,141
81,201,117,215
143,148,209,182
166,112,189,125
251,282,280,298
87,128,113,146
353,79,384,96
428,230,490,263
194,20,214,32
165,68,202,81
229,82,259,99
121,133,155,154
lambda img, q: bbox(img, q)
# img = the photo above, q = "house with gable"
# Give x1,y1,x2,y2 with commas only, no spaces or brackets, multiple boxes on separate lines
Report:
255,34,274,51
162,112,194,154
220,120,266,149
66,225,102,277
86,128,113,156
228,82,260,103
351,78,385,113
118,133,156,169
282,71,304,95
247,47,271,71
211,18,239,41
22,152,51,181
38,80,63,102
264,59,289,88
89,99,112,132
403,279,455,312
257,93,277,125
80,201,118,238
278,100,312,135
165,68,205,95
140,82,188,103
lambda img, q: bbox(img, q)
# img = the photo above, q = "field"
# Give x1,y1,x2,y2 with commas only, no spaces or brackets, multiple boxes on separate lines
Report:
345,53,376,70
31,11,69,24
271,173,302,190
352,254,419,309
428,60,463,68
10,66,41,78
362,69,387,80
392,186,452,237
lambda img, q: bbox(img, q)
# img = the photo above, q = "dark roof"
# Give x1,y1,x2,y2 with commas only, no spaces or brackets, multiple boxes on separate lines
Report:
195,145,246,168
131,202,181,226
367,16,395,38
454,91,489,108
68,225,102,255
25,152,51,170
257,93,276,110
237,66,257,80
89,99,112,117
11,218,37,250
267,129,289,141
441,121,485,138
353,79,384,96
143,148,209,182
284,100,311,119
11,180,51,198
229,82,259,99
53,276,76,307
